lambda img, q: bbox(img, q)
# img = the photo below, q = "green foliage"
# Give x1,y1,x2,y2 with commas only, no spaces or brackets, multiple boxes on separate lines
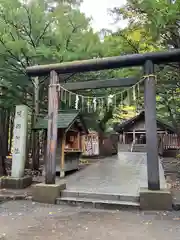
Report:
103,26,160,55
0,0,102,110
110,0,180,132
112,105,137,123
1,0,180,134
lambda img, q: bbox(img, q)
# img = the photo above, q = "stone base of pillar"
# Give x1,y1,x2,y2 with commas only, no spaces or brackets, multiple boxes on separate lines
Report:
0,176,32,189
140,188,172,210
32,182,66,204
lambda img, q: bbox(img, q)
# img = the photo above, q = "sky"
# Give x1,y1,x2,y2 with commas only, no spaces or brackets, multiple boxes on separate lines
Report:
80,0,127,31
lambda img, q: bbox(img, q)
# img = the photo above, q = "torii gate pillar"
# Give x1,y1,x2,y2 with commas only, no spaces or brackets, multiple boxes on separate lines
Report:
144,60,160,190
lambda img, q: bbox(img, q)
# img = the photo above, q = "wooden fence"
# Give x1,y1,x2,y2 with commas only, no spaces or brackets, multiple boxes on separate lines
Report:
163,134,180,149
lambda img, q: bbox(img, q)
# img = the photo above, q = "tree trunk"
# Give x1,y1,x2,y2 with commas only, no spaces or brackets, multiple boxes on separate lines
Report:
0,156,6,176
32,77,40,170
25,129,31,169
5,109,10,155
8,112,15,154
176,129,180,149
98,129,105,156
0,109,8,176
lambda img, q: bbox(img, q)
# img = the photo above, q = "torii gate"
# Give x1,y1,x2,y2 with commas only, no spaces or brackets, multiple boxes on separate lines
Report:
26,49,180,191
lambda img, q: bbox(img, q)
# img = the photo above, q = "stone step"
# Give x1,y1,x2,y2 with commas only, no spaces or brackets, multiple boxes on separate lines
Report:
132,144,146,152
56,197,140,210
60,190,139,203
133,146,146,149
57,190,140,210
132,150,146,153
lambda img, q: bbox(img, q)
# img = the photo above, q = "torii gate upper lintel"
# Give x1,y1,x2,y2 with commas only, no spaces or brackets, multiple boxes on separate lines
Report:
26,49,180,76
26,49,180,190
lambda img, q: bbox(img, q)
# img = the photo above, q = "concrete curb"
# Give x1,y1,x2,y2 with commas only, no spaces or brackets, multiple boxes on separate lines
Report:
0,193,180,211
0,195,32,202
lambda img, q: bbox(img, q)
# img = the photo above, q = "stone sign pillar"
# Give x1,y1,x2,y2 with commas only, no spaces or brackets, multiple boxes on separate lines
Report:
11,105,28,178
0,105,32,189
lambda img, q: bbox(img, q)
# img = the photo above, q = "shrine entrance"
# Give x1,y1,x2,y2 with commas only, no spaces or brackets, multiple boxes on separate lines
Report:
26,49,180,208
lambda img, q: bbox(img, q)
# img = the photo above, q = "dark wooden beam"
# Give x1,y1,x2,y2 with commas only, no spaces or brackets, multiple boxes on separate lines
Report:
26,49,180,76
45,70,59,184
62,77,138,90
144,60,160,190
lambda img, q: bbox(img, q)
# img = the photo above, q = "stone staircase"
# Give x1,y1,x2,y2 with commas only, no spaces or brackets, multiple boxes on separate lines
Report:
132,144,146,153
56,190,140,210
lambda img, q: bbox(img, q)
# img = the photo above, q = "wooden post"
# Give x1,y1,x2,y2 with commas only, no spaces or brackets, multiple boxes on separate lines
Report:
60,131,65,178
82,135,85,153
77,132,80,149
133,130,136,142
123,133,126,144
45,71,59,184
144,60,160,190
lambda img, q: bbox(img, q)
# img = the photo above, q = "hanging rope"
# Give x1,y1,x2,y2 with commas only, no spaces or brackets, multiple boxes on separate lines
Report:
48,74,156,113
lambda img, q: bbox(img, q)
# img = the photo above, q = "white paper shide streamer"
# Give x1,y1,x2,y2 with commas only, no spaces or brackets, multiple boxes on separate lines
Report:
58,77,145,112
93,97,97,111
107,94,114,109
75,95,79,110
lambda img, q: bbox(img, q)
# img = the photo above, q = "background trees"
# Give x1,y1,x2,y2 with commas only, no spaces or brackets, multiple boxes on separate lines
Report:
110,0,180,134
0,0,179,173
0,0,103,171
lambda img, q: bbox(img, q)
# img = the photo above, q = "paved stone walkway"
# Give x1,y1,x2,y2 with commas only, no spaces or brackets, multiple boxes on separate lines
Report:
1,201,180,240
63,152,167,196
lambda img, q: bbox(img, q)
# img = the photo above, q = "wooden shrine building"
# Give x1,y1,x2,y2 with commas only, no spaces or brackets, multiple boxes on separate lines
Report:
114,111,178,153
34,110,88,176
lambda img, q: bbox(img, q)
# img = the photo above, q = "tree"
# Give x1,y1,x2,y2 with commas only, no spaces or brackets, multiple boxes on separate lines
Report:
110,0,180,135
112,106,136,123
0,0,103,172
97,23,159,129
113,0,180,48
0,0,102,98
156,65,180,135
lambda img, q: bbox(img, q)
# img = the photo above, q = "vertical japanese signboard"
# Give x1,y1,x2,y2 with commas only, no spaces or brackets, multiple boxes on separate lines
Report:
11,105,28,178
82,131,99,156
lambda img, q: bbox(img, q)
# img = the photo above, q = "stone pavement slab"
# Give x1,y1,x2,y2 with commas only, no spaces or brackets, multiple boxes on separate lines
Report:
62,152,167,197
0,152,167,204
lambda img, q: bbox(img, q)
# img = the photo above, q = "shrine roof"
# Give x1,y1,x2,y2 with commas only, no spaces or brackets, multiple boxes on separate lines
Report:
34,110,88,133
114,110,176,133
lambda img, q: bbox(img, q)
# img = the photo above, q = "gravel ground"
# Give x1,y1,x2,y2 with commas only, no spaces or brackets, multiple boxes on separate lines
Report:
0,201,180,240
